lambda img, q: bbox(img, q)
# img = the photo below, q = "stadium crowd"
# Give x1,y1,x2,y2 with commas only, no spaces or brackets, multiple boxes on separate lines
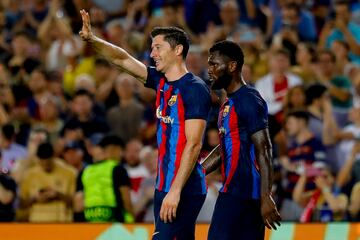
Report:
0,0,360,223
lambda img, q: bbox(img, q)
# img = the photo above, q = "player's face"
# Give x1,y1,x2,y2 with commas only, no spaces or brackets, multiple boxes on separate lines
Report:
208,51,232,90
150,35,177,73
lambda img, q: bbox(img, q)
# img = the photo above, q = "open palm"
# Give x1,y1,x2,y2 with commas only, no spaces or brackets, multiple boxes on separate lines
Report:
79,9,92,41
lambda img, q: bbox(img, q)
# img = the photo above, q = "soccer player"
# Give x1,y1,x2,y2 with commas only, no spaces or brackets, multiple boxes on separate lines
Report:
79,10,211,240
203,40,281,240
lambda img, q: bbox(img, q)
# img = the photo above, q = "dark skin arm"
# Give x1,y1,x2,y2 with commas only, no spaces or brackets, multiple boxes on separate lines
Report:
251,128,281,230
201,144,221,175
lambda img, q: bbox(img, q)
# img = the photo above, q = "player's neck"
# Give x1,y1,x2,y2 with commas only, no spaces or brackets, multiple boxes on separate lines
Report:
225,76,246,94
165,62,188,81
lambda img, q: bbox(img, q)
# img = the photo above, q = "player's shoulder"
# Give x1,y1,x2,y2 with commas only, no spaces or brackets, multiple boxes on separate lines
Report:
180,73,211,96
233,85,264,102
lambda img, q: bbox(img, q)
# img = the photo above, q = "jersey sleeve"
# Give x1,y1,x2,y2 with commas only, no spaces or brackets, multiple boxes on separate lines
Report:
144,66,162,90
238,91,268,135
113,165,131,188
182,81,211,120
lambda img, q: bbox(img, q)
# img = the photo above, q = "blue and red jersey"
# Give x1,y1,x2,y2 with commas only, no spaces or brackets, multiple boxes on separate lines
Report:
218,85,268,199
145,67,211,195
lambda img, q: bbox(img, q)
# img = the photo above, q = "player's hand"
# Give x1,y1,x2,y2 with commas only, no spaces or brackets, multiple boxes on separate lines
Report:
160,189,180,223
79,9,93,41
261,194,281,230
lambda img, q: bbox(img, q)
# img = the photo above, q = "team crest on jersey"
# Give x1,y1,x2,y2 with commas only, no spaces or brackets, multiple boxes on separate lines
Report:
168,95,177,106
223,105,230,117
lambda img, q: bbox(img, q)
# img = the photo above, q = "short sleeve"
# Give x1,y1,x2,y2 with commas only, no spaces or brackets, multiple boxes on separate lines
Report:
182,81,211,120
144,67,163,90
113,165,131,188
238,91,268,135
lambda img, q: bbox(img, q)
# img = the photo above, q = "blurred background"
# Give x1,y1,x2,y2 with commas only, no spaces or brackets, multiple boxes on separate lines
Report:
0,0,359,229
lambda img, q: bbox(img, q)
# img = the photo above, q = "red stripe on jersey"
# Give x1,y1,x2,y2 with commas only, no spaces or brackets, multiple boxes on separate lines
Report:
158,85,173,190
223,106,240,192
171,94,186,186
218,102,226,183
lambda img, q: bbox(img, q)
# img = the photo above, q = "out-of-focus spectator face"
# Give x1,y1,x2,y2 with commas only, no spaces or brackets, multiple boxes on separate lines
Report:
331,40,348,60
115,74,135,101
296,43,312,65
140,147,158,175
285,116,302,137
72,94,93,117
125,139,143,167
39,97,58,121
317,52,335,76
288,86,306,109
335,3,350,23
28,70,47,93
11,34,30,56
282,7,299,26
163,6,178,26
220,1,239,27
94,64,111,81
107,23,124,46
63,147,84,169
270,53,290,74
186,51,203,76
348,107,360,124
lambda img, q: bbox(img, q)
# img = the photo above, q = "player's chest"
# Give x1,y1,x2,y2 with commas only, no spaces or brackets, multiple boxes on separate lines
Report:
218,101,240,136
155,83,183,125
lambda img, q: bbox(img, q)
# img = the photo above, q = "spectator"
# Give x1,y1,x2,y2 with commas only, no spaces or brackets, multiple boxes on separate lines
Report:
0,172,17,222
124,139,149,204
314,50,352,128
255,49,302,117
337,142,360,192
319,0,360,65
62,141,86,173
293,163,348,222
63,89,109,138
0,123,27,174
133,146,157,222
279,110,326,221
291,42,317,84
348,182,360,221
331,40,359,80
74,135,134,223
19,142,76,222
106,73,144,143
306,84,340,171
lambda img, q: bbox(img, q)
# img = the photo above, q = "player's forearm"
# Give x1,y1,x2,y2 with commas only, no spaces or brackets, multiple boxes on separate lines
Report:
89,35,147,83
201,144,221,175
170,141,202,193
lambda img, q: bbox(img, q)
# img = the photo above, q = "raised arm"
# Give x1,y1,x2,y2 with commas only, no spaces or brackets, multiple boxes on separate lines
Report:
79,10,147,83
201,144,221,175
251,128,281,230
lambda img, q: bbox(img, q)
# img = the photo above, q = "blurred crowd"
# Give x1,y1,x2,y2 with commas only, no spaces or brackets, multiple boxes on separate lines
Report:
0,0,360,223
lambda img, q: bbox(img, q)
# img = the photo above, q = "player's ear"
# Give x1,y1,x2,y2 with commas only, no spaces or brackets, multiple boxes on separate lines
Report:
228,61,237,73
175,44,183,57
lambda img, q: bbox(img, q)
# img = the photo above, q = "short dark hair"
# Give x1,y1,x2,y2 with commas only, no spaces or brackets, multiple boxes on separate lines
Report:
99,135,125,149
286,110,310,124
1,124,15,140
284,3,301,16
74,89,94,100
274,48,291,59
334,0,350,6
209,40,244,71
150,27,190,59
305,83,327,105
37,142,54,159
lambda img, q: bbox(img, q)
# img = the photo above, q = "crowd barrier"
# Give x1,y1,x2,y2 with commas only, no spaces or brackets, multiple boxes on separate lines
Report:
1,223,360,239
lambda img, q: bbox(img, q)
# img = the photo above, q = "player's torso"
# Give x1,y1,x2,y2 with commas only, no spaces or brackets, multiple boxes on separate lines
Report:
217,95,260,198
